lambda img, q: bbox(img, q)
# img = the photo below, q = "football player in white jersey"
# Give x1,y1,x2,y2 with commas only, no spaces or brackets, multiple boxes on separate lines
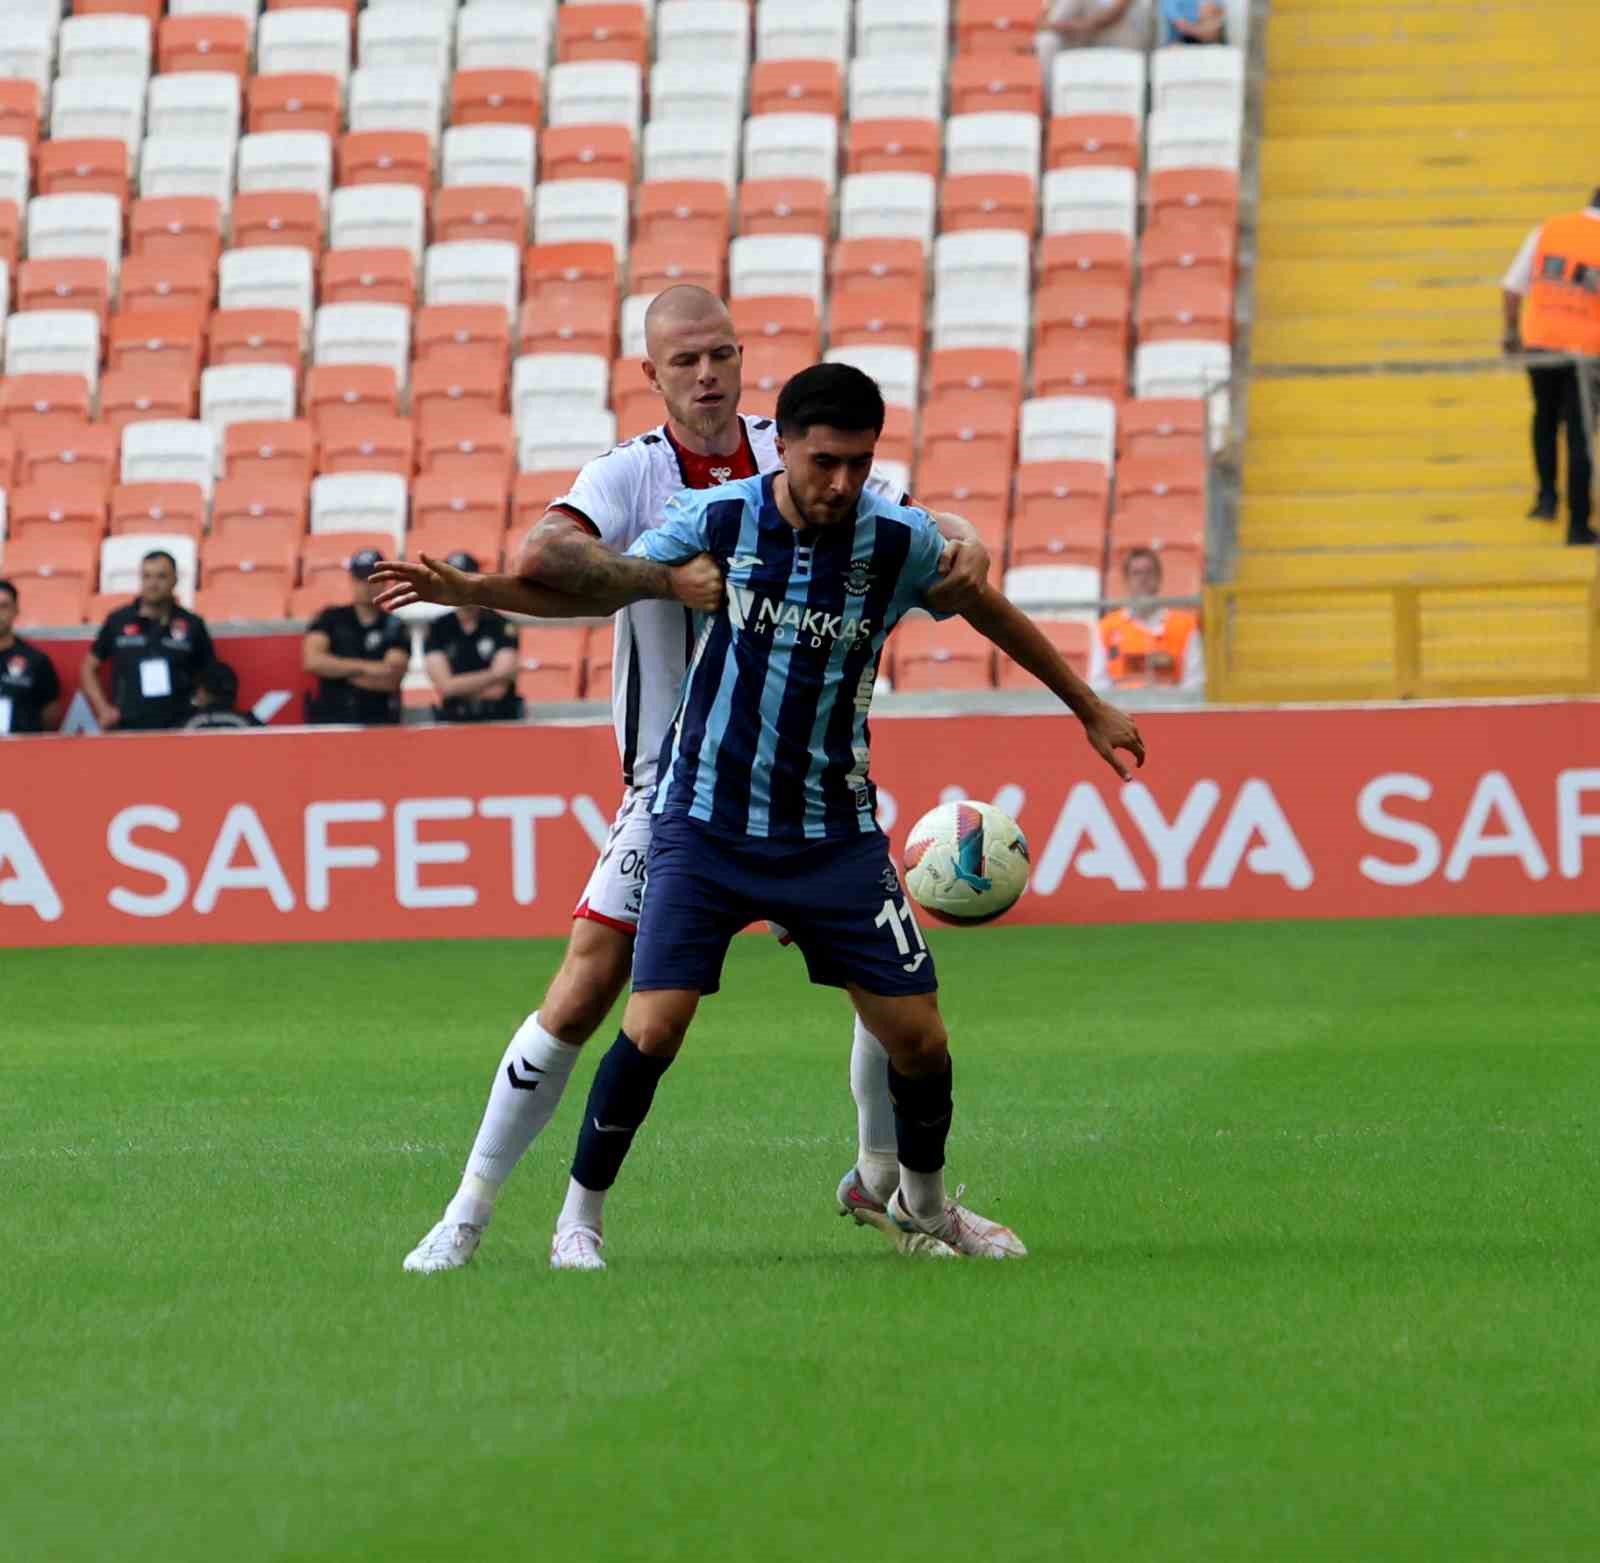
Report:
390,287,992,1272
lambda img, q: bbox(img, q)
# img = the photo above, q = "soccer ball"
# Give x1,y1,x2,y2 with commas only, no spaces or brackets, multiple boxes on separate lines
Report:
902,800,1031,924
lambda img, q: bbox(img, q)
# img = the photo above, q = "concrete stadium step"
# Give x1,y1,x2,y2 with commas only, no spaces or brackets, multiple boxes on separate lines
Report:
1236,494,1553,551
1247,426,1531,466
1251,317,1497,367
1266,2,1596,43
1255,262,1510,313
1255,222,1529,263
1245,459,1528,495
1263,66,1596,108
1247,373,1524,432
1260,133,1595,197
1263,96,1600,138
1261,191,1559,229
1232,545,1593,588
1268,35,1582,73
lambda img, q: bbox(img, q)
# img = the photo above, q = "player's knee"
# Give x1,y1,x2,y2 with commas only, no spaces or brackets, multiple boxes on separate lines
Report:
893,1028,950,1077
622,991,696,1057
539,979,613,1045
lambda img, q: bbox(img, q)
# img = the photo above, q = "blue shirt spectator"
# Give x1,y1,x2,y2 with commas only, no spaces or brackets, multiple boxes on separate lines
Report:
1161,0,1226,44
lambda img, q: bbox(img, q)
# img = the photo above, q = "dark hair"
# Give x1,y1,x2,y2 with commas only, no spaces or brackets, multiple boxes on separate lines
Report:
197,660,240,705
775,362,886,440
1123,547,1162,576
142,549,179,572
0,577,16,605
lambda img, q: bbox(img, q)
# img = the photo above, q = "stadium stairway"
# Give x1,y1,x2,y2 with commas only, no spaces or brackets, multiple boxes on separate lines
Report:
1213,0,1600,700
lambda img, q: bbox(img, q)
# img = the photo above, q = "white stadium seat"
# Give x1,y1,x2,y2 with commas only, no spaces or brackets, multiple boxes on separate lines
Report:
1051,48,1146,119
650,61,746,125
120,420,217,499
1134,341,1232,438
855,0,949,62
945,112,1041,181
456,5,552,73
310,472,407,556
139,134,235,213
643,118,740,191
1151,46,1246,119
1146,109,1242,173
848,57,943,123
743,114,837,190
329,184,427,262
728,233,824,304
533,180,630,259
1042,166,1138,238
656,2,750,66
441,125,538,201
200,365,299,468
53,75,148,167
58,15,152,81
101,534,199,603
512,353,610,431
4,309,98,388
932,286,1029,354
1019,396,1117,468
0,21,54,107
824,344,919,410
219,247,316,331
348,67,444,142
237,132,334,205
756,0,848,64
27,194,123,281
312,303,412,389
258,8,351,83
518,407,618,473
547,61,642,136
0,142,31,210
358,4,454,76
620,292,656,359
146,73,237,148
1002,563,1101,623
840,173,937,251
424,240,521,318
934,230,1030,298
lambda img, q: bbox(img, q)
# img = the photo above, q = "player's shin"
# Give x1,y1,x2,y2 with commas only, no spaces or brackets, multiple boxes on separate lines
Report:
559,1031,674,1232
850,1016,899,1202
887,1055,954,1224
444,1013,582,1227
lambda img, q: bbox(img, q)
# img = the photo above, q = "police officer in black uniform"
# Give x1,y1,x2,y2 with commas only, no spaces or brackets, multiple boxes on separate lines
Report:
82,550,215,732
422,552,523,722
302,547,411,725
0,578,63,735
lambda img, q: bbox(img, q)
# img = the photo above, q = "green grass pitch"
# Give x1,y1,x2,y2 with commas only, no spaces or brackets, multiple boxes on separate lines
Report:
4,915,1599,1562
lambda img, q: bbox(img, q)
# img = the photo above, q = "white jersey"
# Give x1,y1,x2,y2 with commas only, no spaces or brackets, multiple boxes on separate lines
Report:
552,416,905,791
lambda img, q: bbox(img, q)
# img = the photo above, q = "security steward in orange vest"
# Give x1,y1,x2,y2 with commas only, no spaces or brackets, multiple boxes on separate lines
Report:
1502,191,1600,544
1089,547,1205,695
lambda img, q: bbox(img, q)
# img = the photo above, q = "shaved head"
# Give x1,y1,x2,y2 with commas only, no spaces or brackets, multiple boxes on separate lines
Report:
643,284,732,356
638,285,743,450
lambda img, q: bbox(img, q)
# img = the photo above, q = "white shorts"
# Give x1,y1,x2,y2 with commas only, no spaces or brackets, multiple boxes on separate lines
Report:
573,788,653,933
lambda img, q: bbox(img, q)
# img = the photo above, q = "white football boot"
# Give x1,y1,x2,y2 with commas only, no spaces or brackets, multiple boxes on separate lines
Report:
550,1225,606,1270
888,1186,1028,1260
837,1168,957,1258
403,1218,484,1273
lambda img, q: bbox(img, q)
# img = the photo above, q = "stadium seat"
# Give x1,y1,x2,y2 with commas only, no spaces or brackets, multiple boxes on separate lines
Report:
100,533,199,602
101,367,197,435
1033,281,1132,356
1151,46,1245,118
433,186,528,248
1048,113,1141,172
950,53,1042,116
1,374,92,439
224,418,316,487
139,135,235,215
0,141,30,213
911,453,1012,539
12,575,89,627
3,532,100,590
210,478,308,549
995,619,1091,686
651,60,746,127
1119,398,1208,460
147,72,241,145
832,237,926,299
28,193,123,282
518,291,617,360
1001,561,1101,620
1133,340,1231,404
120,252,214,319
110,482,207,541
513,352,611,430
730,295,822,357
337,130,432,192
643,119,739,192
1034,341,1128,400
1013,460,1112,555
415,302,513,376
59,15,154,81
442,125,537,202
735,178,828,242
1114,454,1208,528
855,0,950,63
956,0,1044,54
533,180,631,259
0,202,21,273
0,24,51,116
876,403,916,469
511,468,582,536
1146,109,1241,174
425,240,521,319
849,57,942,123
305,363,400,439
744,114,838,191
248,72,342,138
289,574,351,619
347,68,444,146
824,343,918,409
557,4,648,69
299,529,398,578
635,180,729,248
320,247,417,309
840,173,937,250
5,311,100,391
358,4,452,77
1141,221,1236,288
546,61,643,135
17,258,112,328
196,574,292,622
312,302,412,388
450,69,543,131
939,172,1036,235
412,355,506,430
208,307,302,370
108,309,205,378
1019,396,1116,468
925,346,1024,412
319,415,416,478
415,409,516,485
829,291,925,351
37,139,132,208
237,131,334,206
630,234,724,295
945,111,1041,181
1137,275,1233,345
729,233,825,304
219,245,315,330
741,339,816,407
1038,231,1134,290
847,118,940,178
120,419,216,498
158,14,250,79
0,81,42,157
202,365,299,465
329,185,426,263
1049,47,1144,119
53,76,147,165
619,293,657,360
516,624,590,702
456,8,551,76
892,618,995,692
755,0,850,64
749,60,842,119
10,484,109,553
935,229,1029,297
130,195,223,264
202,529,300,593
258,8,351,84
410,478,510,546
932,286,1028,355
518,408,618,473
1041,166,1137,236
656,1,750,64
920,396,1017,471
612,360,660,438
309,471,407,555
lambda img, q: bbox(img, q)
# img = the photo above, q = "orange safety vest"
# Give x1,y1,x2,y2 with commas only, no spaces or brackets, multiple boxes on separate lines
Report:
1522,211,1600,354
1098,608,1198,687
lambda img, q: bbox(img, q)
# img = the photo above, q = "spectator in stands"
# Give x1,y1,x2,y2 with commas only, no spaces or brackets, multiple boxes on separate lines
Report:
1037,0,1151,68
1089,548,1206,695
184,661,261,731
82,550,215,732
1502,190,1600,545
422,553,523,723
1160,0,1227,44
302,548,411,725
0,578,63,735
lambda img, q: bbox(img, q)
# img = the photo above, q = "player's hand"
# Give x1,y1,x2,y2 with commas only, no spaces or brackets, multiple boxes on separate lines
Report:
369,554,476,611
924,537,992,614
100,706,121,731
670,553,726,612
1083,700,1145,782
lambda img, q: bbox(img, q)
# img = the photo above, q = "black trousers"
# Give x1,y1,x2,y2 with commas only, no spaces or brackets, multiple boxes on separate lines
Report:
1528,364,1595,544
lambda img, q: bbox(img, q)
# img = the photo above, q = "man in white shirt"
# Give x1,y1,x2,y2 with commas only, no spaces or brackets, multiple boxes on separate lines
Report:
1037,0,1152,73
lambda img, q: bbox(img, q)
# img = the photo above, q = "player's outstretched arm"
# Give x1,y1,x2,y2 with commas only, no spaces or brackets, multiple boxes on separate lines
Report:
516,513,723,614
959,585,1146,782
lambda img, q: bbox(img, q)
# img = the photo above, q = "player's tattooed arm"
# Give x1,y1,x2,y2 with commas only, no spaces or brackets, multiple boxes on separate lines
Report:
516,513,722,613
959,586,1147,782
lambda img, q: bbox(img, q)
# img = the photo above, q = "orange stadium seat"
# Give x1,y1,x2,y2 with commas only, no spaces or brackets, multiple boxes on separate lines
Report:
232,190,324,254
0,375,93,439
512,469,581,535
225,420,318,486
321,248,418,309
248,73,343,137
738,178,831,241
208,309,302,370
996,620,1091,687
556,3,648,67
925,348,1025,415
1,533,99,588
414,303,511,375
412,356,505,427
0,427,17,485
951,53,1043,115
1038,231,1135,291
892,617,995,692
957,0,1047,53
9,484,109,552
920,399,1017,472
196,575,293,622
832,238,926,299
305,364,401,438
1014,460,1111,548
76,0,160,19
635,183,729,248
120,253,215,319
416,410,516,482
130,197,224,265
318,416,416,477
272,0,356,15
516,625,590,702
585,632,613,693
18,258,112,328
1136,275,1233,345
0,201,20,272
433,186,528,247
0,81,41,155
612,359,660,436
159,14,251,77
451,69,543,130
300,533,399,579
939,173,1035,235
1033,341,1128,400
830,290,925,351
877,404,915,469
289,576,352,620
36,140,130,207
749,60,843,119
1048,114,1140,172
110,484,209,541
211,477,309,544
541,125,633,186
1119,398,1209,459
848,118,940,177
203,530,301,589
101,368,198,434
730,295,821,356
86,590,134,624
1140,222,1236,288
911,454,1013,541
518,293,616,359
1033,281,1131,357
410,480,509,548
630,235,723,297
1146,168,1240,234
108,310,206,378
338,131,432,191
12,576,88,628
1115,455,1208,526
525,241,619,310
19,423,118,493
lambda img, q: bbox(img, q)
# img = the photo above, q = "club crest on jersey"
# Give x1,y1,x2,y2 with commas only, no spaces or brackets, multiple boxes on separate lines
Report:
843,560,875,596
477,636,495,660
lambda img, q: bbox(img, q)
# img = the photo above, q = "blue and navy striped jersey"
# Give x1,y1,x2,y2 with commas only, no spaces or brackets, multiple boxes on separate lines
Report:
627,472,950,840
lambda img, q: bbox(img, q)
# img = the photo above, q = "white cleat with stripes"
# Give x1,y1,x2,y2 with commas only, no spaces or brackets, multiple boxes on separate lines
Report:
550,1224,607,1271
888,1187,1028,1260
403,1218,484,1273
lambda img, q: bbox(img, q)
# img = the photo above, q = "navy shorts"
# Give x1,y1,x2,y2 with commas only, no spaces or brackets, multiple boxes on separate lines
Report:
632,812,939,997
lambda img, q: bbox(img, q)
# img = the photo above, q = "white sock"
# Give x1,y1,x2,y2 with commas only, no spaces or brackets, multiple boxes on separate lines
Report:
899,1166,947,1225
443,1013,582,1227
557,1177,607,1235
850,1016,899,1202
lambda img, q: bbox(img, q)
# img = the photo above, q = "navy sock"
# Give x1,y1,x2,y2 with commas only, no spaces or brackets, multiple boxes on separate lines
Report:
887,1058,953,1174
570,1032,674,1192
